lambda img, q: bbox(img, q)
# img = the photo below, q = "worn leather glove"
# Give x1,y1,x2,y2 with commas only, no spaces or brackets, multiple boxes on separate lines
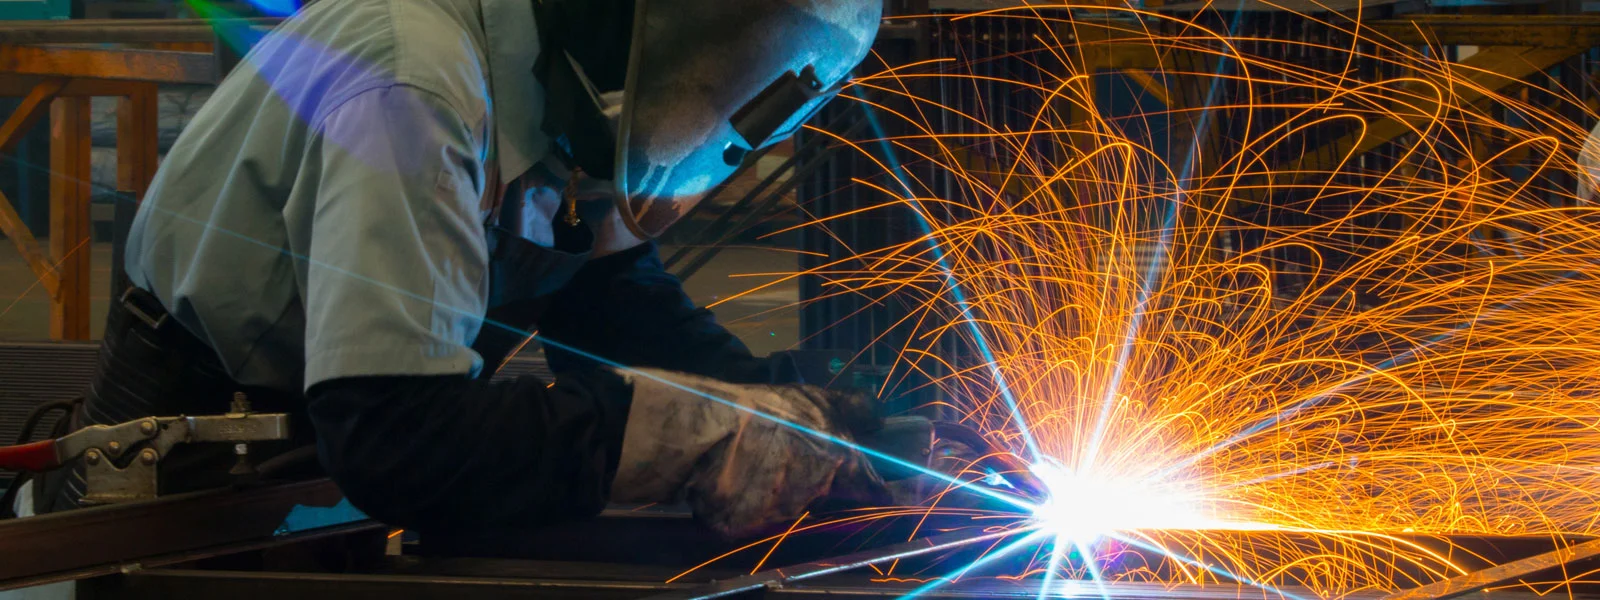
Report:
609,368,892,539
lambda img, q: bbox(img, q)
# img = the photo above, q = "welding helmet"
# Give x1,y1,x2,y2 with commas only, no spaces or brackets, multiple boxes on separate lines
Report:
541,0,883,239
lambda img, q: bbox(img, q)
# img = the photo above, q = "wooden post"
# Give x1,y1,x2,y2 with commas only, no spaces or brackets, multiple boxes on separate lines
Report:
48,96,91,340
114,84,158,298
0,78,65,296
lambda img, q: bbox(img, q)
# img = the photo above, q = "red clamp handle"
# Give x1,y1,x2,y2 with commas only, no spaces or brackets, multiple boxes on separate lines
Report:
0,439,62,472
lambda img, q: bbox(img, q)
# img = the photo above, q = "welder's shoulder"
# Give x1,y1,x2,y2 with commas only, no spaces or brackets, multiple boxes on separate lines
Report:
384,0,493,127
264,0,490,127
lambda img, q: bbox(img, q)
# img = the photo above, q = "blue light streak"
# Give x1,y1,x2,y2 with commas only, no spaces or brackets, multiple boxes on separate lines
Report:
1107,532,1315,600
240,0,298,17
901,529,1049,599
1037,535,1067,600
2,153,1036,515
846,89,1044,464
1082,0,1248,475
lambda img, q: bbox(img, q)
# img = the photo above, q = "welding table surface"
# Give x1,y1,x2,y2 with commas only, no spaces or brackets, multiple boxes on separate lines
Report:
87,519,1600,600
86,560,1600,600
36,493,1600,598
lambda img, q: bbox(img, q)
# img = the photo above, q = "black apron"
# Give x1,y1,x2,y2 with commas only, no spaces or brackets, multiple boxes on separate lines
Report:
39,286,312,512
40,213,595,514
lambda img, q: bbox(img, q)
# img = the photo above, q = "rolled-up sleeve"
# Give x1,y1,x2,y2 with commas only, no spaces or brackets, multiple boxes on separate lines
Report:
301,84,490,391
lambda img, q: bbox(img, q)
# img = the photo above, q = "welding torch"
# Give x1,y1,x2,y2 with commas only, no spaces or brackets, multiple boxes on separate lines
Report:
858,415,1047,505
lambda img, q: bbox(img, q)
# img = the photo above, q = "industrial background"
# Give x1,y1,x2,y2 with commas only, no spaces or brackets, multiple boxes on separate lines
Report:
0,0,1597,597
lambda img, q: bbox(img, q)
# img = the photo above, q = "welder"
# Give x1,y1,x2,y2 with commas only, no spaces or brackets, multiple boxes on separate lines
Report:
21,0,891,549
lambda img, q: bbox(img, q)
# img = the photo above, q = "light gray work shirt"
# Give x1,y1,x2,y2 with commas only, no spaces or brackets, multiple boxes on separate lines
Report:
125,0,551,392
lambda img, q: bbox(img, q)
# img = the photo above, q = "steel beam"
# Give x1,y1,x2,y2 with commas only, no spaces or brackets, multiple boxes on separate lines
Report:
72,528,1600,600
1367,15,1600,48
641,527,1032,600
81,566,1405,600
1382,537,1600,600
84,570,681,600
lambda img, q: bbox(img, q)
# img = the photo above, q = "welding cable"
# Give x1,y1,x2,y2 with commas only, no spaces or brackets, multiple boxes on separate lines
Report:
0,398,81,519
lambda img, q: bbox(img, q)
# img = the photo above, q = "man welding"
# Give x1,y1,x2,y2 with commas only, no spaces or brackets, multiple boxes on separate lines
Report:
24,0,891,547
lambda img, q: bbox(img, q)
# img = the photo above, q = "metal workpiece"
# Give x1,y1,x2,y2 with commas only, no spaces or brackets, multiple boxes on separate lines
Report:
78,569,1245,600
78,560,1600,600
0,478,366,589
1381,537,1600,600
642,527,1034,600
32,498,1600,600
85,570,682,600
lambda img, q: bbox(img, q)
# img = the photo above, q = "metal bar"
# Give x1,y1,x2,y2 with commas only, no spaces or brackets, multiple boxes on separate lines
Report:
82,568,1398,600
1381,537,1600,600
0,78,64,297
88,570,680,600
1367,15,1600,48
66,521,381,599
0,478,361,589
80,536,1597,600
0,45,220,85
48,95,91,340
640,527,1030,600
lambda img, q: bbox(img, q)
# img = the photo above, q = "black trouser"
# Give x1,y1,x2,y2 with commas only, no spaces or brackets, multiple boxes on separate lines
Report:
36,287,317,513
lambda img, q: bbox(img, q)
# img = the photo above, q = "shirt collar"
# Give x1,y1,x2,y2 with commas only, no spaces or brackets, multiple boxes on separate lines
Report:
481,0,548,179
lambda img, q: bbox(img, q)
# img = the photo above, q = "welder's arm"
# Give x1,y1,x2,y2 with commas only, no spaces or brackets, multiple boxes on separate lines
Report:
299,86,631,531
536,243,789,383
604,368,890,538
306,371,632,532
309,367,891,538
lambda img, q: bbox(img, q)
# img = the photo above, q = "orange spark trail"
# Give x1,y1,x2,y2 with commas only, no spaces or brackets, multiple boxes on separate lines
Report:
752,4,1600,597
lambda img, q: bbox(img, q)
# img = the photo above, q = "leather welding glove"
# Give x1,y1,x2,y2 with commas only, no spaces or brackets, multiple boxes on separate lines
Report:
610,368,892,539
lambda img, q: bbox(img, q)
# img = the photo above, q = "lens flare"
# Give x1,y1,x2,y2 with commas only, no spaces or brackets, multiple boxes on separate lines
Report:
137,1,1600,597
1028,457,1260,546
